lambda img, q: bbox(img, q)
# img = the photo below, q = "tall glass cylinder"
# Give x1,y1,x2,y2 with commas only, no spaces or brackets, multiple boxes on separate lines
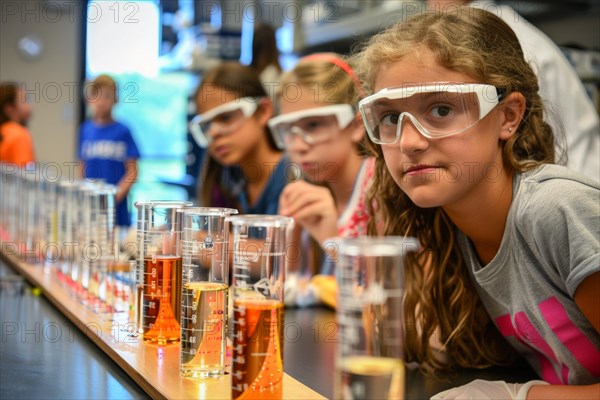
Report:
41,177,60,270
72,182,95,295
77,183,94,301
88,184,117,313
227,215,294,400
21,168,42,262
16,168,27,250
0,164,19,241
179,207,238,378
57,181,79,281
135,200,192,345
334,236,419,400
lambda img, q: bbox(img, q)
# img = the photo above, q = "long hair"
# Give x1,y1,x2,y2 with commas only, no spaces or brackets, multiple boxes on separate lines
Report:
195,62,275,207
278,54,366,274
353,8,557,371
250,23,282,75
0,82,18,143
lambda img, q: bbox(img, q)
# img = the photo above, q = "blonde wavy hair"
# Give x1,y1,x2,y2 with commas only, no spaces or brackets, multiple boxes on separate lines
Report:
277,54,365,273
353,8,558,371
278,52,360,105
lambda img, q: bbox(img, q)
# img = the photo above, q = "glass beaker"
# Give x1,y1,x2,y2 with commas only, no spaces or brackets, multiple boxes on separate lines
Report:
135,200,192,345
86,184,117,313
227,215,294,400
57,181,80,283
20,168,43,263
73,182,96,297
334,236,419,400
0,163,19,241
179,207,238,378
106,258,134,320
41,176,59,271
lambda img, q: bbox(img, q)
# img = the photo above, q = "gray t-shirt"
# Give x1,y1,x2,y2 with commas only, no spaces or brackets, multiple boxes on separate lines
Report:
458,164,600,385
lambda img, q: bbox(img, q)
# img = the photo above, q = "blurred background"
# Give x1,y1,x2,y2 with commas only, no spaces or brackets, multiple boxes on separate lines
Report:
1,0,599,220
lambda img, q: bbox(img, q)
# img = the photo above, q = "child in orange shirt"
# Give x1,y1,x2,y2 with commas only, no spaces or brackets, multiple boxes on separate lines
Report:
0,82,35,166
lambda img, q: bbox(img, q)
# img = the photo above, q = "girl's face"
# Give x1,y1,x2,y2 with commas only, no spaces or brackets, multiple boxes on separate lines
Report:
196,88,267,166
278,85,361,183
373,50,508,210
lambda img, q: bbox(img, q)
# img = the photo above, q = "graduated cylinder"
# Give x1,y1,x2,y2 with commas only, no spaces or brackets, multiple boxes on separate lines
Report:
227,215,294,400
179,207,238,378
134,200,192,345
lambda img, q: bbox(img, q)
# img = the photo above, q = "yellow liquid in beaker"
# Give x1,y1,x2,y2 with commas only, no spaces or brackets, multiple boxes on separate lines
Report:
180,281,228,377
337,356,405,400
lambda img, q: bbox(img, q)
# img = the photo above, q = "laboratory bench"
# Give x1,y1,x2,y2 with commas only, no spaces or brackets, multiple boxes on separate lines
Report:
0,251,537,399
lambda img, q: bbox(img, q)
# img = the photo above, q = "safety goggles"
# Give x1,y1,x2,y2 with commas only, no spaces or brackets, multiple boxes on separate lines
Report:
268,104,355,148
189,97,262,148
358,83,505,144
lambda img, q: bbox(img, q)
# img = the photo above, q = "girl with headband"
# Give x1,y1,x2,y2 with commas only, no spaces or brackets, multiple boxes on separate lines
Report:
272,53,374,308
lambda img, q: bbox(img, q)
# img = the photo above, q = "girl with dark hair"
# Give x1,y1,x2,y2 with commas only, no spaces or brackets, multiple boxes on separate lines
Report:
191,62,287,214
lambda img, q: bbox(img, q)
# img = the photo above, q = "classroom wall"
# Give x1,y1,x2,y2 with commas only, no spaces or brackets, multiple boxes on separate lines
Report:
0,0,597,169
0,0,82,166
538,14,600,49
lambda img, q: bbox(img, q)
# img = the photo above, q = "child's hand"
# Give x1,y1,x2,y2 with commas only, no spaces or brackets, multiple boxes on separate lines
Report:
279,181,338,245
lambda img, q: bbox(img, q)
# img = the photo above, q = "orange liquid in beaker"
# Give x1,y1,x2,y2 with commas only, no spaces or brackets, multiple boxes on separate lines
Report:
232,298,284,400
142,256,182,345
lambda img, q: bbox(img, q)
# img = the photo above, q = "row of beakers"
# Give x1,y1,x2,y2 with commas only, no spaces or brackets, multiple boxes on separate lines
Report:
0,163,121,313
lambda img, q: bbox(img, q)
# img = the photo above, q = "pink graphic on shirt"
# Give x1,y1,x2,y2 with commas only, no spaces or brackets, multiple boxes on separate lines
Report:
495,296,600,384
562,364,569,385
496,313,566,384
538,297,600,378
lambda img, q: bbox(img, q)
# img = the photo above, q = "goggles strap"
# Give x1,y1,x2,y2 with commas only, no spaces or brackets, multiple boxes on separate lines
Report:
301,53,365,98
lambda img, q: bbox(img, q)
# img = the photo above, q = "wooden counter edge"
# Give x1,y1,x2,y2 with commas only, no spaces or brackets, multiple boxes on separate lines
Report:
0,249,327,400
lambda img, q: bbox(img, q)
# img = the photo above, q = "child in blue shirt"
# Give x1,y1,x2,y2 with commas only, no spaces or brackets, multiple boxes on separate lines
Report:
79,75,140,226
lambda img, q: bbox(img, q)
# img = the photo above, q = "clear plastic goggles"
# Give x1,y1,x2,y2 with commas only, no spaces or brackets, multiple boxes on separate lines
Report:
189,97,262,148
358,83,505,144
268,104,355,148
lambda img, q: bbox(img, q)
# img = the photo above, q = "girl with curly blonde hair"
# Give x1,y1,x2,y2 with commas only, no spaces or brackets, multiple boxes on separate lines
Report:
355,7,599,399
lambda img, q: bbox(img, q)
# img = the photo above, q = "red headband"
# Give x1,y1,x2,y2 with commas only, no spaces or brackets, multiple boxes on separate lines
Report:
300,53,365,98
